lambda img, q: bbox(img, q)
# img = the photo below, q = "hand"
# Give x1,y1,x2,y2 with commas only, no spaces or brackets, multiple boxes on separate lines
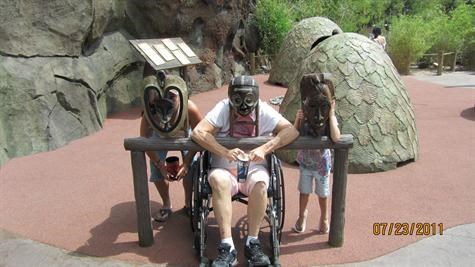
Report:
176,163,189,181
296,109,304,121
225,148,245,162
249,146,266,162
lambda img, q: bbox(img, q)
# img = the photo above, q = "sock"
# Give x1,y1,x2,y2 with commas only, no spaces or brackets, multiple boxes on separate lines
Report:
221,237,235,251
246,235,258,247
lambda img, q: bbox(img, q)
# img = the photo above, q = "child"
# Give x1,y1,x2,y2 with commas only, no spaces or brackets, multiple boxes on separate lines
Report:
292,74,341,234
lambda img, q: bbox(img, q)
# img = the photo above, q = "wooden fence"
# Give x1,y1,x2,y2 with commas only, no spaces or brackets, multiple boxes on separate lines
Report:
124,135,353,247
421,51,456,75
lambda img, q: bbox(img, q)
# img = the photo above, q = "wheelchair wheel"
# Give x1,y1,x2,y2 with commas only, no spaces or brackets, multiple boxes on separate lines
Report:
191,152,210,265
190,159,200,232
268,154,284,265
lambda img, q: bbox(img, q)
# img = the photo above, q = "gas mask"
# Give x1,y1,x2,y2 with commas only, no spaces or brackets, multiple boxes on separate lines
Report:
228,76,259,117
300,73,334,137
143,71,188,137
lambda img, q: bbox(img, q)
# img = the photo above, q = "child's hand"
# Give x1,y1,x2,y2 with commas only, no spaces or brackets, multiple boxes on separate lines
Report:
296,109,304,120
176,163,188,181
330,100,336,117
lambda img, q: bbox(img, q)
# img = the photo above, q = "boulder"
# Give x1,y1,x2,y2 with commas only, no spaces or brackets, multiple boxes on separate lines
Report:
0,31,142,165
0,0,93,56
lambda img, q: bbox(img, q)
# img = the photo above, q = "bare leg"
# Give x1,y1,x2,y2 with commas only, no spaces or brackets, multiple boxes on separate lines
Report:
209,171,233,239
247,182,268,236
154,180,171,209
318,197,329,233
296,193,309,226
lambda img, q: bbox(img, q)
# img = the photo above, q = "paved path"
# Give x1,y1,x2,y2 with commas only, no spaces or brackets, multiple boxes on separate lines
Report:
2,224,474,267
409,70,475,89
1,73,474,266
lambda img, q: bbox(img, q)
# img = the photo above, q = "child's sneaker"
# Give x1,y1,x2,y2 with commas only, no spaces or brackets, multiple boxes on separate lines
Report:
211,242,237,267
244,239,270,266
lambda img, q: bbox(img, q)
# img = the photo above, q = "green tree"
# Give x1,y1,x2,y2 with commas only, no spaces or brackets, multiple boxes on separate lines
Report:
254,0,294,55
426,3,474,71
387,15,434,74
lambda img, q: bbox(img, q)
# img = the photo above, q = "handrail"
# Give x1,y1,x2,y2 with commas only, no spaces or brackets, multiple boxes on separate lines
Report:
124,135,353,152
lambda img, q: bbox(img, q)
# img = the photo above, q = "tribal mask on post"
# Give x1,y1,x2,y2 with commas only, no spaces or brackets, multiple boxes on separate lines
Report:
143,71,188,137
228,76,259,116
300,73,334,137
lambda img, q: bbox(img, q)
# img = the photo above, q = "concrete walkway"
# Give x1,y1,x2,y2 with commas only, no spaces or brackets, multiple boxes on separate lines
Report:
409,70,475,89
2,224,474,267
1,72,474,267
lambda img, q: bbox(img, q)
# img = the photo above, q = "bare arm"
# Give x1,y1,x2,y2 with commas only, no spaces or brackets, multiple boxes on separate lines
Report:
192,119,243,162
176,100,204,180
140,115,167,178
182,100,203,165
249,118,299,161
329,100,341,142
140,115,160,163
294,109,303,129
187,100,203,129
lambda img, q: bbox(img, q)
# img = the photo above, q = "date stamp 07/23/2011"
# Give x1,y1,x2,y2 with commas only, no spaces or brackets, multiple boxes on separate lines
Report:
373,223,444,236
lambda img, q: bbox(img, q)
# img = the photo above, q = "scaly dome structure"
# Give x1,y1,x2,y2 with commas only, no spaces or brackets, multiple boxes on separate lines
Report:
269,17,342,86
279,32,419,173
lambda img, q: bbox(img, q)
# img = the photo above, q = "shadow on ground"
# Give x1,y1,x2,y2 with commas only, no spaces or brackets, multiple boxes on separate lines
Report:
460,107,475,121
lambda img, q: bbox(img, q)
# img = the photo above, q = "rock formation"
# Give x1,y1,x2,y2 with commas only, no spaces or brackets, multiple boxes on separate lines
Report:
0,0,256,164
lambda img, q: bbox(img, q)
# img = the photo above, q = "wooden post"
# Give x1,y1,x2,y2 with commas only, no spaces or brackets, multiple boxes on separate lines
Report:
250,52,256,75
329,148,350,247
131,151,153,247
437,51,444,76
451,52,456,72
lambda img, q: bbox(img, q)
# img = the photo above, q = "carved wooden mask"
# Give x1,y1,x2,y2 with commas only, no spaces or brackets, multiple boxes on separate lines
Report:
143,72,188,137
300,73,334,136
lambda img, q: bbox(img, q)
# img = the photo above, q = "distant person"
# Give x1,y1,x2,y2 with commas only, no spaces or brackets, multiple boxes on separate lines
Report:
292,74,341,235
372,27,386,50
140,63,203,222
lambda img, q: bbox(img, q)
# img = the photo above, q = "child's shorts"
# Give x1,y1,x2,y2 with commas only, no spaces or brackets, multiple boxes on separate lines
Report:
150,151,167,182
208,165,269,196
298,166,330,197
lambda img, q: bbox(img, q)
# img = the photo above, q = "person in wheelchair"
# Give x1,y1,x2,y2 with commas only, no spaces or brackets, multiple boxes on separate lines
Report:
192,76,299,266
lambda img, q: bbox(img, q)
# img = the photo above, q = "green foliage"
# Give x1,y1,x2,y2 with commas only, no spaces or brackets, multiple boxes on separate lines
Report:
323,0,391,32
291,0,325,21
387,15,434,74
252,0,474,71
444,3,475,52
254,0,294,55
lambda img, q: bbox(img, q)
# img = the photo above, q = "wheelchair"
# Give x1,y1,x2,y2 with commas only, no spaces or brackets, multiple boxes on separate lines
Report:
189,151,285,267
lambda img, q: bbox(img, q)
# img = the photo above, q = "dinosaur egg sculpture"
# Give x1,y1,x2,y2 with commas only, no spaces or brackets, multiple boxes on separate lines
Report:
279,32,419,173
269,17,342,86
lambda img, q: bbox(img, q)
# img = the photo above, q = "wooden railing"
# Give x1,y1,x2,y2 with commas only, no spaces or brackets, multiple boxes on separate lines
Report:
249,52,273,75
124,135,353,247
421,51,456,75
